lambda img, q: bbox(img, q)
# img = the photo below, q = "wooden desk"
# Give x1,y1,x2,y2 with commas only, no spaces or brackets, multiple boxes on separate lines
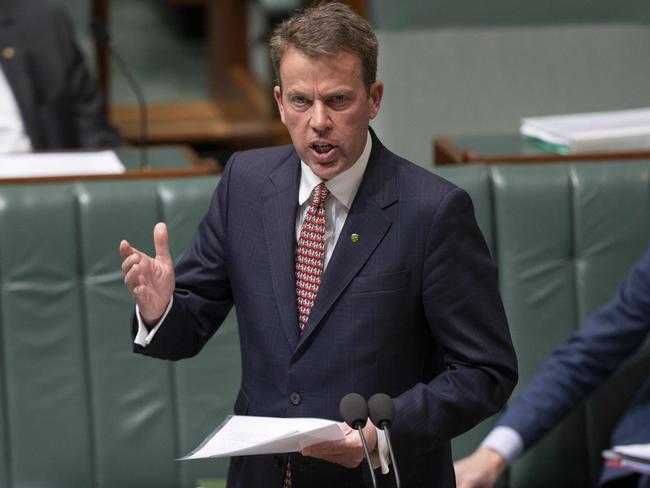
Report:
434,134,650,165
0,145,220,185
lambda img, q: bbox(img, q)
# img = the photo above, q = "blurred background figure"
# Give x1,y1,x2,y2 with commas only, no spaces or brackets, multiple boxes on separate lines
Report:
454,244,650,488
0,0,122,153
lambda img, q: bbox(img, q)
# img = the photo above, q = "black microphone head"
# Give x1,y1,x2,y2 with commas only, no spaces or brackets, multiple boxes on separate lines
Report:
90,18,111,45
368,393,394,429
339,393,368,429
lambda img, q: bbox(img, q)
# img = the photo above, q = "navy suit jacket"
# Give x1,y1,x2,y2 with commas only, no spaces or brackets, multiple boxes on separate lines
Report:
497,244,650,485
0,0,121,150
136,131,518,487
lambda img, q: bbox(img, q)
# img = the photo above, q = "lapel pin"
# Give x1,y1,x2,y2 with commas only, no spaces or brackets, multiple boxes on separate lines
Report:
350,233,359,243
2,47,16,59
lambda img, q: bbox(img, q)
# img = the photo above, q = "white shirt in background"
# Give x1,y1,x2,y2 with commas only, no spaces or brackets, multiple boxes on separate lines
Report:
0,66,32,154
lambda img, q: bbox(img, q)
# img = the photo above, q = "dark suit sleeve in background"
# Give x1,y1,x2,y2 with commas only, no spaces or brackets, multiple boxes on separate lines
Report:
6,0,122,149
496,245,650,449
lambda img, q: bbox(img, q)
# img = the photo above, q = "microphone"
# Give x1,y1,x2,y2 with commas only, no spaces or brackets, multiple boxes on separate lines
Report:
339,393,378,488
368,393,401,488
90,18,149,169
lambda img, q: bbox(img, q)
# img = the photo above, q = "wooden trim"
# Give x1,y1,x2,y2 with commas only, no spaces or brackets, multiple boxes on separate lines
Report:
110,100,289,145
0,144,220,185
434,137,650,165
0,166,218,186
208,0,248,100
434,137,464,165
466,150,650,164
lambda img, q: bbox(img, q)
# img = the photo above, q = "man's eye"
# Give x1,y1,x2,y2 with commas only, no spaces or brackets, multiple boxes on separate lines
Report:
330,95,348,108
292,96,307,106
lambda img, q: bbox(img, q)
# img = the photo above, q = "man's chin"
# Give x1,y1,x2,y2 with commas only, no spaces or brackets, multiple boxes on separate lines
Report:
305,160,342,180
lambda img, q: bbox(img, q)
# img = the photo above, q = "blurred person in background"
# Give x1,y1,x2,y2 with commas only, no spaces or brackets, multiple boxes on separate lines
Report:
0,0,121,153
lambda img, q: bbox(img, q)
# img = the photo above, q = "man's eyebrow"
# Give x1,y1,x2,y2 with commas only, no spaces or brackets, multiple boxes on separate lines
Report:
285,89,307,97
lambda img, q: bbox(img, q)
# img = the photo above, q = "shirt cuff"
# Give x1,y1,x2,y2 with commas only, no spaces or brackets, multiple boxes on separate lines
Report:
480,426,524,465
369,427,390,475
133,296,174,347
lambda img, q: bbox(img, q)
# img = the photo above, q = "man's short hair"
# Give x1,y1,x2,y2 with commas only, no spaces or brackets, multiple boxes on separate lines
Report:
269,2,378,91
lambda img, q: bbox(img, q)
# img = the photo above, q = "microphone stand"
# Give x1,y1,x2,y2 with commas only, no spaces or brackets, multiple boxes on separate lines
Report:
355,424,378,488
91,18,149,170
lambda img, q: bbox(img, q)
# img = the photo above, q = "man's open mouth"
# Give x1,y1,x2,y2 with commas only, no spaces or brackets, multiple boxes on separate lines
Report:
312,144,334,154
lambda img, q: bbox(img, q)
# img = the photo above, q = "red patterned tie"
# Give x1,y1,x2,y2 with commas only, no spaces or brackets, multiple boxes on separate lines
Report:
295,182,329,333
283,183,328,488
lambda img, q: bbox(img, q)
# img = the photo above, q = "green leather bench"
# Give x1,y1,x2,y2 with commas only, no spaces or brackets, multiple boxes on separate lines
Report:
0,160,648,487
0,176,238,487
440,161,650,487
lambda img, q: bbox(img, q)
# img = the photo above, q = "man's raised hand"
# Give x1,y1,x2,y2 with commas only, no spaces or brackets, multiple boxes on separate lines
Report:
120,222,175,327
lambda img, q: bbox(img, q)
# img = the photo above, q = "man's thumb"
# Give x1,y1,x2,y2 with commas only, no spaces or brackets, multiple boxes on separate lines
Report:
153,222,172,264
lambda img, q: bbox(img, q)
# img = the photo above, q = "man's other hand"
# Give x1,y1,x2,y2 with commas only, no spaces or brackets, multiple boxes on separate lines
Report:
454,446,507,488
120,222,175,327
301,420,378,468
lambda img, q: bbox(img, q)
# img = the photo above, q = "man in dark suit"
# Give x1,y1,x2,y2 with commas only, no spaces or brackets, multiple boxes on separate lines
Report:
0,0,121,151
120,3,517,487
455,245,650,488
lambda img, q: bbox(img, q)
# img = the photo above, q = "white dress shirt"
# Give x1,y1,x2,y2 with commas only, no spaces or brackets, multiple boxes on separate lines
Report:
296,130,371,269
0,66,32,153
480,426,525,464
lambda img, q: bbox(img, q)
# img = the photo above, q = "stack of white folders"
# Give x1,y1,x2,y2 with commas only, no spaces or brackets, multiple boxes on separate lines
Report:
520,107,650,155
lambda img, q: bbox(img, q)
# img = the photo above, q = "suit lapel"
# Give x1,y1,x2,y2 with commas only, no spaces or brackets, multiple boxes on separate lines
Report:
261,152,302,350
297,135,399,351
0,10,44,148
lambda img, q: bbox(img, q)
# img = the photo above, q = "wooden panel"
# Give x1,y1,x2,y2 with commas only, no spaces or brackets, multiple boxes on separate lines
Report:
434,136,650,165
110,99,290,146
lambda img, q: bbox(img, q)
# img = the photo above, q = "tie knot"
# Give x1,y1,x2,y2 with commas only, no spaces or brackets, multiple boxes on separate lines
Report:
312,183,329,206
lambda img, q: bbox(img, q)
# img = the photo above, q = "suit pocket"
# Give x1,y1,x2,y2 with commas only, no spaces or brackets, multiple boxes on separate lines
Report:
346,269,411,294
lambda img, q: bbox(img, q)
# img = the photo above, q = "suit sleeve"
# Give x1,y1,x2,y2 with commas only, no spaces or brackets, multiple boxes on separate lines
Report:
133,153,238,359
52,5,122,148
496,245,650,449
391,186,518,453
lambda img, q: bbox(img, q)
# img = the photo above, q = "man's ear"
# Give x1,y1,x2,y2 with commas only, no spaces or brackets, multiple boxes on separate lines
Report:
274,86,286,124
368,81,384,120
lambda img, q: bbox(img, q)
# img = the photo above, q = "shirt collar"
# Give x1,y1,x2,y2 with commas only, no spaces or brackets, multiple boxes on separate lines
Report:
298,130,372,209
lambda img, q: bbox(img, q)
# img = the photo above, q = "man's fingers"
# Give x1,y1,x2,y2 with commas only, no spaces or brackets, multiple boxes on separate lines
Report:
119,239,136,259
123,264,142,292
302,439,346,456
121,252,141,275
301,436,365,468
153,222,173,265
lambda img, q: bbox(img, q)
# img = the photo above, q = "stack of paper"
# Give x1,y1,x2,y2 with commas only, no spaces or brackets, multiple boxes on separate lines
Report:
180,415,344,460
0,150,125,178
520,107,650,155
603,443,650,476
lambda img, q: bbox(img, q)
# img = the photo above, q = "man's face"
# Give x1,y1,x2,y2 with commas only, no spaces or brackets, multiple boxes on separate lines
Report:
274,47,383,181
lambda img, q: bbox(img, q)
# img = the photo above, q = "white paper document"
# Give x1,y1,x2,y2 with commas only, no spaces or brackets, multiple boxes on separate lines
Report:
180,415,344,460
602,443,650,476
520,107,650,154
613,443,650,463
0,150,125,178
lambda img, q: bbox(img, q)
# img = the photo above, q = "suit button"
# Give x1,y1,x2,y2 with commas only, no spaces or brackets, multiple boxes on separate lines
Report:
290,392,301,405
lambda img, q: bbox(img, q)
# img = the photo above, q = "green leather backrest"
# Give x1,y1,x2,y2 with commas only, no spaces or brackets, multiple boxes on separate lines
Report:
1,161,649,487
438,161,650,487
0,176,241,488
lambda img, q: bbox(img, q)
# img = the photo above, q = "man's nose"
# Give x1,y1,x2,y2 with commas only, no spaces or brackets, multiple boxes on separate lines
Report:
310,102,332,134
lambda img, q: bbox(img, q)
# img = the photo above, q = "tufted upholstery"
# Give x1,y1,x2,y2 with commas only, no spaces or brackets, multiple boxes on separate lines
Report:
439,161,650,487
0,160,649,487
